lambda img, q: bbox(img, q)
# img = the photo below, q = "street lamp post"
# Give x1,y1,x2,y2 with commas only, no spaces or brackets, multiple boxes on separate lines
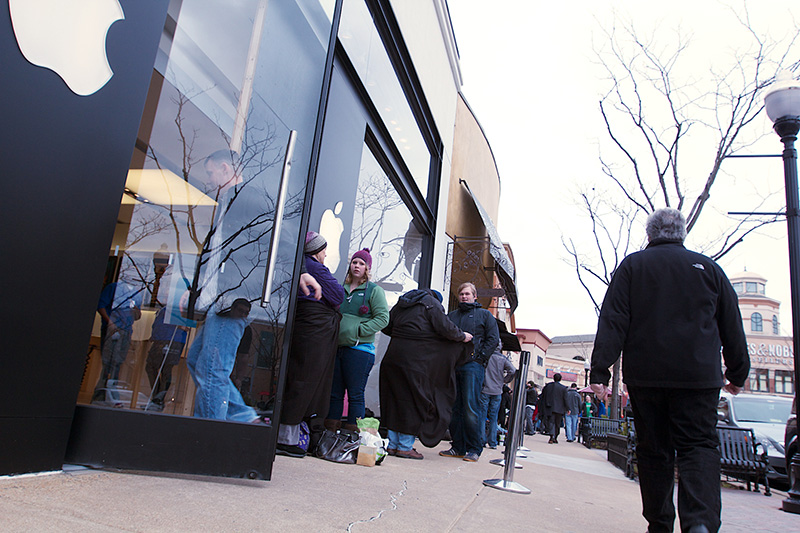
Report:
584,360,591,387
764,73,800,514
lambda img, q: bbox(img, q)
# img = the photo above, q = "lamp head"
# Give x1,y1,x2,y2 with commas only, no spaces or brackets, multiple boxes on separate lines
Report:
765,71,800,123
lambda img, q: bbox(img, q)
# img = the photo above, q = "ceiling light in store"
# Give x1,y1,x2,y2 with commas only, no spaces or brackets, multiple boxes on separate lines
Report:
124,169,217,207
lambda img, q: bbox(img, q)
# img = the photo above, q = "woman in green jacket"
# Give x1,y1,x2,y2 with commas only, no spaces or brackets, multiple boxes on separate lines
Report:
325,249,389,431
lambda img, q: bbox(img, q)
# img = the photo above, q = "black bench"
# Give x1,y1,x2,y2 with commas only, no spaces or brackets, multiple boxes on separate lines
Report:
580,417,622,449
717,425,770,496
607,420,637,479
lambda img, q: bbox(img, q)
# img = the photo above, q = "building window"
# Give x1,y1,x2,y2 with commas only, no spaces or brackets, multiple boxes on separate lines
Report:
773,315,779,335
751,312,763,332
775,370,794,395
749,369,770,392
537,355,543,366
733,282,743,294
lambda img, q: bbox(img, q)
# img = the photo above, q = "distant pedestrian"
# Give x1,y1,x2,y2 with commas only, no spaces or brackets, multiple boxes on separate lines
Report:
524,382,538,435
540,373,568,444
564,383,581,442
590,208,749,533
498,384,512,429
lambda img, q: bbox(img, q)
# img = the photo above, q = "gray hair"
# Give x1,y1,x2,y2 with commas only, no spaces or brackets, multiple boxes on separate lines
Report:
646,208,687,242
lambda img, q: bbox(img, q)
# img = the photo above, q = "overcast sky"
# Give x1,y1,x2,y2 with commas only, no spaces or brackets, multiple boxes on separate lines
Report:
446,0,800,338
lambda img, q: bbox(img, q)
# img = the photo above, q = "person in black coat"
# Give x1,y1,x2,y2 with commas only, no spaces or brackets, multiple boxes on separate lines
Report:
540,373,568,443
524,382,538,435
379,289,472,460
590,208,749,533
439,282,500,463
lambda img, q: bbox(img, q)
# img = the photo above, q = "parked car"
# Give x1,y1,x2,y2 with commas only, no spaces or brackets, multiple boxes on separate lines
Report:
717,392,793,487
786,398,797,489
91,380,152,410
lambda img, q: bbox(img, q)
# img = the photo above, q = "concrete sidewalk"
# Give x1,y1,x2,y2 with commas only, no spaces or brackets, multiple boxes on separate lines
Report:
1,433,796,532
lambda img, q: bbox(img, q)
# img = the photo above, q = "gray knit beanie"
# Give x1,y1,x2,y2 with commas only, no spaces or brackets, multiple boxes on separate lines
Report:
305,231,327,255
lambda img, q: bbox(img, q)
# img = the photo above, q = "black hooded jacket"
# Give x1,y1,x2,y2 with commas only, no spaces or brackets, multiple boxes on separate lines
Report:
448,301,500,367
379,289,467,446
590,239,749,389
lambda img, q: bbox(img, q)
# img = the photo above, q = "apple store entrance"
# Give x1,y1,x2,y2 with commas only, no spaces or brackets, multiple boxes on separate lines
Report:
66,0,336,480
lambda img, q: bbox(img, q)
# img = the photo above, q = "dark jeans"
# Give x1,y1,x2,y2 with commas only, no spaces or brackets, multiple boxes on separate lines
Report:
449,361,485,455
328,346,375,424
628,386,721,533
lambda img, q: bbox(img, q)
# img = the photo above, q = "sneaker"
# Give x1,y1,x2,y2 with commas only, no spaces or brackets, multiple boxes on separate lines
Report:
395,448,424,460
463,452,479,462
488,445,497,450
275,443,306,458
439,448,465,458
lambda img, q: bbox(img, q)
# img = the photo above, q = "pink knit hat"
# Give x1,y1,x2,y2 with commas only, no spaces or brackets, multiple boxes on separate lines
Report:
351,248,372,269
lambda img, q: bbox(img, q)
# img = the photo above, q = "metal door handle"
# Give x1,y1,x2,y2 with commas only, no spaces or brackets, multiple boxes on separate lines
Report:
262,130,297,304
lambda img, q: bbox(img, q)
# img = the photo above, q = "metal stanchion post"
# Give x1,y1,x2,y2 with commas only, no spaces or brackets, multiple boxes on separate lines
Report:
484,351,531,494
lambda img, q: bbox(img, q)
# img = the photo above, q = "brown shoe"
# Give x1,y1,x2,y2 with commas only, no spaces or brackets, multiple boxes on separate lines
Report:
387,448,397,456
395,448,424,460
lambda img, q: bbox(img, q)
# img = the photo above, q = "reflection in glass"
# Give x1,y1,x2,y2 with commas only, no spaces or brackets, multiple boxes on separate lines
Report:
349,143,420,307
339,0,430,195
76,0,333,423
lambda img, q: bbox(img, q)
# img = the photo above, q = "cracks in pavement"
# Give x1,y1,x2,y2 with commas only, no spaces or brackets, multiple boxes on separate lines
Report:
346,480,408,532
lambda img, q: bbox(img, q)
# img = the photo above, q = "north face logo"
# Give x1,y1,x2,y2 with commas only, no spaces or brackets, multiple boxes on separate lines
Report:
692,263,705,271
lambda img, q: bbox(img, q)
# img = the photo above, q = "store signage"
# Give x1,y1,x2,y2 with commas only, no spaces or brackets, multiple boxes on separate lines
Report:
546,369,579,381
9,0,124,96
747,342,793,365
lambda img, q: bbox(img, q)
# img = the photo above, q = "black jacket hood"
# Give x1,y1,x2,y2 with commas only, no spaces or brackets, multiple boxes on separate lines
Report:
398,289,438,308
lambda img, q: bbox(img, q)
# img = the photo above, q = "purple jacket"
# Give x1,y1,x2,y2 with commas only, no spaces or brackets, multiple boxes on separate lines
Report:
298,255,345,309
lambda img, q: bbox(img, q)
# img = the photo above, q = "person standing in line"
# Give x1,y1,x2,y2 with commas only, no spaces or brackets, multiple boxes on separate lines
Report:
277,232,345,458
540,373,568,444
524,382,538,435
479,342,516,449
325,248,389,432
564,383,582,442
590,208,749,533
379,289,472,459
439,282,500,463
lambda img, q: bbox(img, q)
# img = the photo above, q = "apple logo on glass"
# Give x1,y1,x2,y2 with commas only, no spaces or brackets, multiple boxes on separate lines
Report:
9,0,125,96
320,201,345,274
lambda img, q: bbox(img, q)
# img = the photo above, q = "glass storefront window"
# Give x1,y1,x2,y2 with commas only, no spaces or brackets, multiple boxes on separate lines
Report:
338,0,430,196
775,370,794,395
76,0,334,423
349,142,421,306
749,369,770,392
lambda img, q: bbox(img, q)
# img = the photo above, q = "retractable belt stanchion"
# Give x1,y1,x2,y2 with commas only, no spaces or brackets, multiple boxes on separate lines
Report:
483,350,531,494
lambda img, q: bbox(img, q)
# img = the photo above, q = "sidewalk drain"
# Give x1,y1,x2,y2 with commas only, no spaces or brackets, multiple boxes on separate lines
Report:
346,480,408,532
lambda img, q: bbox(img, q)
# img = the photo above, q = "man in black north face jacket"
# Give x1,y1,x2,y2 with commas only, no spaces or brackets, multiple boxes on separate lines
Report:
590,208,749,533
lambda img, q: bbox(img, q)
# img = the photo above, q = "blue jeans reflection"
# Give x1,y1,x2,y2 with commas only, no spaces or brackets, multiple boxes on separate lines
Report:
186,310,257,423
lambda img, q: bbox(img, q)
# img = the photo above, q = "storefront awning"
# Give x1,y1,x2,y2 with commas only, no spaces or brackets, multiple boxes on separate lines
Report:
460,180,518,313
